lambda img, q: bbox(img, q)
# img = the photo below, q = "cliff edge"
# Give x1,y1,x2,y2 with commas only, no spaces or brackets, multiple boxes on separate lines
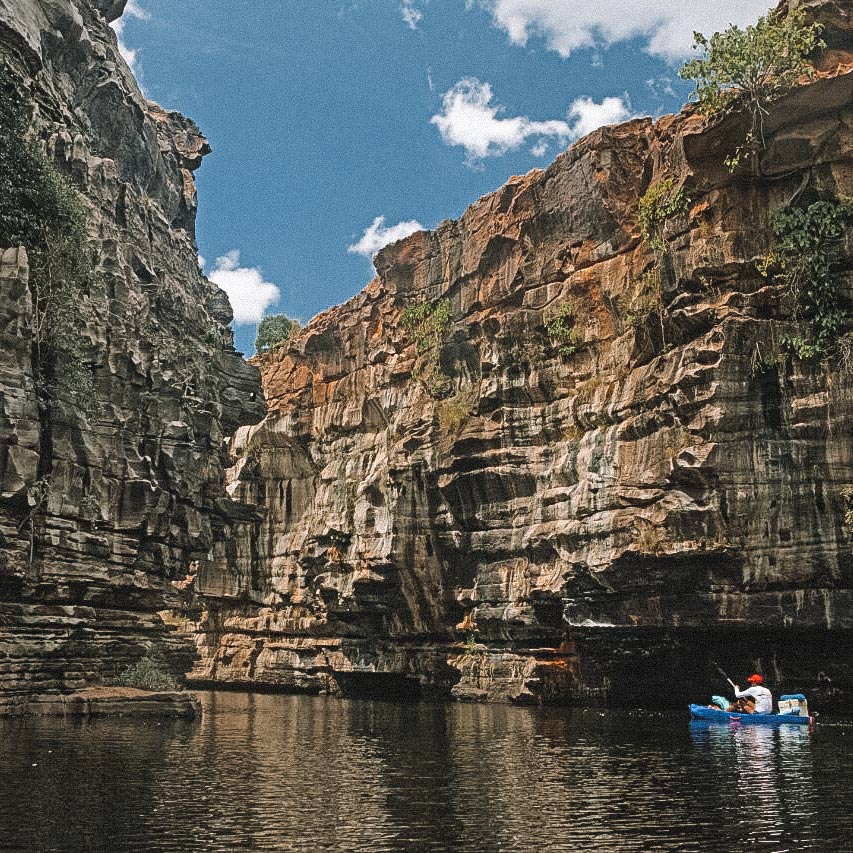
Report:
176,0,853,708
0,0,264,711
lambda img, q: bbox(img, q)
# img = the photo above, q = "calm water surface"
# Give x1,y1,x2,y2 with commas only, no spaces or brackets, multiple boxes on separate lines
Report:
1,691,851,852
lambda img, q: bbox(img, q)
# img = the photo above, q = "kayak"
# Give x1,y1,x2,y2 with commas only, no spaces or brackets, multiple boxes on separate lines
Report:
689,704,813,726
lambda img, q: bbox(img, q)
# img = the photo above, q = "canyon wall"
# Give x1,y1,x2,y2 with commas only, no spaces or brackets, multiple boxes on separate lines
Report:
0,0,263,711
178,2,853,709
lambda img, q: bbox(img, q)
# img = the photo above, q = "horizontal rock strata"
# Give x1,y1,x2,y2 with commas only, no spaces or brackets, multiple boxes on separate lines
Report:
178,2,853,708
0,0,263,712
3,686,201,718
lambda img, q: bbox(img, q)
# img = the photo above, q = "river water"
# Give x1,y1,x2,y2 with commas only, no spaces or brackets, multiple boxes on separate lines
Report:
0,691,851,852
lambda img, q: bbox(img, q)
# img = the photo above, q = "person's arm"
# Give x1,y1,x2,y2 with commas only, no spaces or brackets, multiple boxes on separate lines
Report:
733,685,746,698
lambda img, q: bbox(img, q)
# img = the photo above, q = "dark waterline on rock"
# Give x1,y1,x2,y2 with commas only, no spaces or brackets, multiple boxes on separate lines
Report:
1,691,852,852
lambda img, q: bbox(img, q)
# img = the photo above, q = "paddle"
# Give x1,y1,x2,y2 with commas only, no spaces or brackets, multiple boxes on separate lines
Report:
710,660,737,690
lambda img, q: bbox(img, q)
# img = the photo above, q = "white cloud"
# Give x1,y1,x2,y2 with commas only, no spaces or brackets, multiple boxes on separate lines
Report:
646,76,677,100
348,216,424,257
125,0,148,17
430,78,571,161
401,0,423,30
475,0,770,60
208,250,281,325
431,79,631,162
110,0,149,72
567,95,631,138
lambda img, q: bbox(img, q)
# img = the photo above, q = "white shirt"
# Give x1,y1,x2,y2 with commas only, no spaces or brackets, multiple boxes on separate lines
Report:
734,684,773,714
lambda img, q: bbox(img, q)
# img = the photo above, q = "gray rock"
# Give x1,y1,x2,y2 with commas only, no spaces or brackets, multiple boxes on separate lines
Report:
0,0,263,713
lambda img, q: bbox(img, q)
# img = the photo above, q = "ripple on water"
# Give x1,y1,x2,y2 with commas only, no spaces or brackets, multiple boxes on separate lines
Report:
1,693,852,852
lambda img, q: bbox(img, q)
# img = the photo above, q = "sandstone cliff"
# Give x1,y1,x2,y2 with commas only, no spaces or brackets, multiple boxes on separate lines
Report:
176,1,853,709
0,0,263,711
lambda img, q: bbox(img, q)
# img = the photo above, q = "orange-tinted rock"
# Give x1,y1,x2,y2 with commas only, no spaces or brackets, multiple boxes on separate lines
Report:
145,1,853,707
180,46,853,705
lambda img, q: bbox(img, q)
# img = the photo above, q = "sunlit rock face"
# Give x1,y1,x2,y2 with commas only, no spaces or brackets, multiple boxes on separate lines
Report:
175,0,853,708
187,88,853,704
0,0,264,712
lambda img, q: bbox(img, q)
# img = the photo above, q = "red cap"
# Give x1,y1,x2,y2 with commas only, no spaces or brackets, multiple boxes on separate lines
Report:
747,673,764,684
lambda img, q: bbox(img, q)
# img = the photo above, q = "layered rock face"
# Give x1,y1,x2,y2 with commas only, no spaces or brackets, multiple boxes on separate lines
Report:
179,3,853,709
0,0,263,710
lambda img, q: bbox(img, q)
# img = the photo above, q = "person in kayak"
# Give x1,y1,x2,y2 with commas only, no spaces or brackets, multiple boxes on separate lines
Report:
733,673,773,713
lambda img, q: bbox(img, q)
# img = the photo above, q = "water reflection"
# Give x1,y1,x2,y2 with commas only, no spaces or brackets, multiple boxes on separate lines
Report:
0,695,851,852
688,720,821,851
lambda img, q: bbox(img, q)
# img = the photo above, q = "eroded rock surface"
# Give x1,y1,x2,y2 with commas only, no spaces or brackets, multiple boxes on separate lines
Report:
179,3,853,708
5,686,201,718
0,0,263,712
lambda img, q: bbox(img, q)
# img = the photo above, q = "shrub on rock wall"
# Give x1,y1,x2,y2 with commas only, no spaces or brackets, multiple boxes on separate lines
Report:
401,297,452,396
768,198,852,359
634,180,689,348
0,63,99,416
545,303,581,358
117,656,178,691
638,178,689,255
437,387,477,434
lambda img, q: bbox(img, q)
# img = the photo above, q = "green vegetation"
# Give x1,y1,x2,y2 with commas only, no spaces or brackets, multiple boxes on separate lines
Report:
0,64,99,415
545,303,581,358
139,317,223,404
437,388,477,434
624,275,659,330
26,477,50,511
458,632,483,658
638,178,689,254
678,9,824,171
78,491,100,524
401,298,452,395
117,655,178,691
634,180,689,348
255,313,301,354
770,199,852,359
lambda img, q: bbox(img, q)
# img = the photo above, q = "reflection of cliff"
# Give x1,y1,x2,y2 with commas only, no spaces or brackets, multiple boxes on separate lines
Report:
178,1,853,706
0,0,263,711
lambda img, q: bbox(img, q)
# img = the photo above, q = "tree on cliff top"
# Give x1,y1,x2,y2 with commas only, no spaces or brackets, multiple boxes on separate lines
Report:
678,8,824,171
255,313,301,354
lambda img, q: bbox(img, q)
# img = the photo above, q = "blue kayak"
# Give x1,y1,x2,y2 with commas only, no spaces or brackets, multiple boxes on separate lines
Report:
689,704,813,726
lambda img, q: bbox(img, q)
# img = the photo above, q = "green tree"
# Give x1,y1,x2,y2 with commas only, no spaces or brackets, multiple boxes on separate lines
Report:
255,313,301,353
678,9,824,171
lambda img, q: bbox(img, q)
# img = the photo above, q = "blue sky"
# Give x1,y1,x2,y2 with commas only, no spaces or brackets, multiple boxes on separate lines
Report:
114,0,770,355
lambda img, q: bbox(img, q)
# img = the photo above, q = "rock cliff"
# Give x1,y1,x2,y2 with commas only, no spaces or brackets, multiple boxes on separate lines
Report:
0,0,263,711
177,1,853,709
